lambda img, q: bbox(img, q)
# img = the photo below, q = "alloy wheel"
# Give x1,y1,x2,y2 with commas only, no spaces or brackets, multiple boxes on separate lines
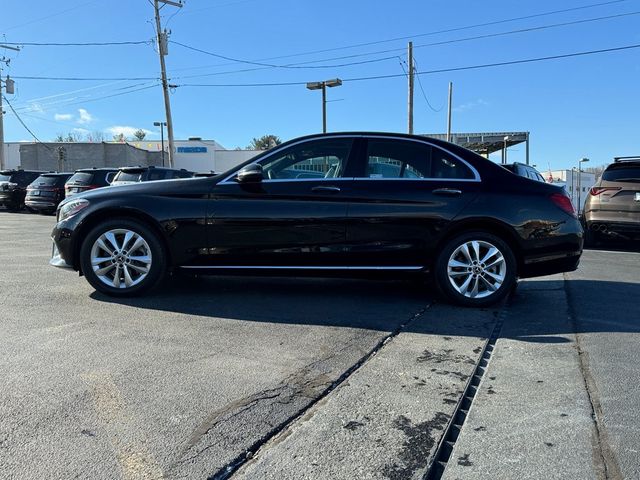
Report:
90,229,152,289
447,240,506,299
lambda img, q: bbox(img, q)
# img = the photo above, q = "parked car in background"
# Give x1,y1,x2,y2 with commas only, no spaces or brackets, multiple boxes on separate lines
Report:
194,171,217,178
0,169,44,211
25,173,73,214
65,168,118,198
502,162,546,182
110,166,193,186
583,156,640,245
50,132,583,307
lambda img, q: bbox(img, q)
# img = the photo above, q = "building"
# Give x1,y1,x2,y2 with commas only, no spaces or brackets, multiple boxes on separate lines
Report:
2,139,261,173
545,169,596,213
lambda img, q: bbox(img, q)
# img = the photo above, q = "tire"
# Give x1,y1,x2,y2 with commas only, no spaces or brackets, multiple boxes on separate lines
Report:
5,202,23,212
79,218,167,296
434,231,517,308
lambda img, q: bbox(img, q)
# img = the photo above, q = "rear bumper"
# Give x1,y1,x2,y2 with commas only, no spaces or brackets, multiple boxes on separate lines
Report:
25,200,57,210
520,252,581,278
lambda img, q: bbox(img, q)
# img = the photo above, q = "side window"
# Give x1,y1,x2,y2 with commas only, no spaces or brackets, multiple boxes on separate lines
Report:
148,169,166,181
260,139,353,180
431,147,475,179
366,139,430,179
105,172,116,184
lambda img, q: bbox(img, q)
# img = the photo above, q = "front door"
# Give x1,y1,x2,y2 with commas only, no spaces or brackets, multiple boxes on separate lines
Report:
203,137,357,267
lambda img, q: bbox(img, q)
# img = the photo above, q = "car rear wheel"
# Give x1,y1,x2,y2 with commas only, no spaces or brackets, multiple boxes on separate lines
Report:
80,219,166,296
434,232,516,307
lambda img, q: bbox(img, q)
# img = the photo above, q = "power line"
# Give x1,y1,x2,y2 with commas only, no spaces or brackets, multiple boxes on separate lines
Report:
2,95,53,151
178,42,640,87
1,40,152,47
12,75,158,81
171,0,634,67
1,0,100,32
412,59,444,113
167,9,640,79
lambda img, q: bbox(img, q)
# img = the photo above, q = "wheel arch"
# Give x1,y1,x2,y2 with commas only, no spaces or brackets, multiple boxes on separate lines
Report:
72,207,172,273
435,218,524,275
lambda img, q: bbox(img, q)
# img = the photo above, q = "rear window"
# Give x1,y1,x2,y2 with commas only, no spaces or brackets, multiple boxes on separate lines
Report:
32,175,69,187
114,170,143,182
67,172,93,184
0,173,13,182
602,166,640,182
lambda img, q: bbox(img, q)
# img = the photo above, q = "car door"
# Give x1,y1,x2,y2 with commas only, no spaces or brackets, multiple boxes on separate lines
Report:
202,136,358,267
345,136,482,267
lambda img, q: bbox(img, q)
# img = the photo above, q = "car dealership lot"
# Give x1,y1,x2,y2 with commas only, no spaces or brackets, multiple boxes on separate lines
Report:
1,210,639,479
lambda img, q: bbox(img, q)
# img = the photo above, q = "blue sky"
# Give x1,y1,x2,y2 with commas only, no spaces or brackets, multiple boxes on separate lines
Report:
2,0,639,170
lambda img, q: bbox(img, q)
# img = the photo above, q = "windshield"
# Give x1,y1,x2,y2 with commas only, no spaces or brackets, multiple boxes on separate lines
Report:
113,171,143,182
32,175,68,187
602,166,640,182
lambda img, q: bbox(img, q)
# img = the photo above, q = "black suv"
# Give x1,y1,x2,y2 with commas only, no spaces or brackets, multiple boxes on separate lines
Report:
110,166,193,186
502,163,546,182
25,173,73,214
0,169,45,211
65,168,118,198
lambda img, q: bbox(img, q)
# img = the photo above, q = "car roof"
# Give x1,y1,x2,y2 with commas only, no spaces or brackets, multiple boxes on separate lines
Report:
75,167,119,172
39,172,73,176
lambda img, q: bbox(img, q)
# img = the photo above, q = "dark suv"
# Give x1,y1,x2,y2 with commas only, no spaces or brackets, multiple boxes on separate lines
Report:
25,173,73,214
583,156,640,244
110,166,193,186
65,168,118,198
0,169,44,211
502,163,546,182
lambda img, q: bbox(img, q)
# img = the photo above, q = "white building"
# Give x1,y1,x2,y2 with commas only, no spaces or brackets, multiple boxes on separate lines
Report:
545,169,596,213
1,139,260,174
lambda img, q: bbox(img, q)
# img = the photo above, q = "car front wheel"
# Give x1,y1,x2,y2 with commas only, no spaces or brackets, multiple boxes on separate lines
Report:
434,232,516,307
80,219,166,296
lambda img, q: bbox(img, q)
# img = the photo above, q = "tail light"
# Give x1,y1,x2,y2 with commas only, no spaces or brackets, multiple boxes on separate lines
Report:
550,193,576,217
590,186,621,196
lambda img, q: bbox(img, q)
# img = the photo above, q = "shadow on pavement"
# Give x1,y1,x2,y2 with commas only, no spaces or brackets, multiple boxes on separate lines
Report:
90,275,640,339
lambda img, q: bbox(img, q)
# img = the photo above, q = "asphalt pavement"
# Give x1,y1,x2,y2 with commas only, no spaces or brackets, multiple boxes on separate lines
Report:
0,209,638,480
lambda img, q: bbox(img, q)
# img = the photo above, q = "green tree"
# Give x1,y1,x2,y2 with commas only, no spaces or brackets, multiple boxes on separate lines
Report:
248,134,281,150
133,129,147,141
113,133,126,142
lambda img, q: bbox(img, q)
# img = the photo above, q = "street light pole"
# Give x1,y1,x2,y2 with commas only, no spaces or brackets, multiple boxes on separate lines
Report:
306,78,342,133
154,121,166,167
577,157,589,214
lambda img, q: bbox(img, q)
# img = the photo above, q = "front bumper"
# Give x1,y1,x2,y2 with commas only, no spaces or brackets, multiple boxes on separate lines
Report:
50,241,73,268
50,220,76,269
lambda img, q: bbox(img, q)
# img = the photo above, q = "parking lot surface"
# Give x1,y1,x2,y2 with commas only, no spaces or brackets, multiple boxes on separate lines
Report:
1,210,639,479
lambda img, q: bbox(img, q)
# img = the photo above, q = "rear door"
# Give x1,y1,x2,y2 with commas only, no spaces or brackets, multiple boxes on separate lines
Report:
345,137,481,267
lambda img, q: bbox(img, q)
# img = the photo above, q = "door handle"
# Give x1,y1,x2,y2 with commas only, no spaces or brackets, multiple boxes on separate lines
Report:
311,185,341,193
432,188,462,196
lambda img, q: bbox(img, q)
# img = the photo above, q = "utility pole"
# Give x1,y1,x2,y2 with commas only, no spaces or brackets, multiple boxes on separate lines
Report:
0,44,20,171
407,42,414,134
446,82,453,142
153,0,182,168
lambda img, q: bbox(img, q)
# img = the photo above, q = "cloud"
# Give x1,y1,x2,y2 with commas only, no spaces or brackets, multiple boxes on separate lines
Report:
73,127,91,135
453,99,489,113
106,126,153,139
26,103,44,113
77,108,93,124
54,113,73,121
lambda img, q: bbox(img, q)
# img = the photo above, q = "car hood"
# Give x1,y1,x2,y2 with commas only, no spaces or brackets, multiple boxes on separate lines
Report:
59,176,216,206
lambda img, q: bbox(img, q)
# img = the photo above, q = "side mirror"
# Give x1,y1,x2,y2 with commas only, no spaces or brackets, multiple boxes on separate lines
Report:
237,163,263,183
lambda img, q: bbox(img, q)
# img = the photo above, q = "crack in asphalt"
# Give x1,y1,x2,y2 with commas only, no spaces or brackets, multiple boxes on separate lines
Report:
194,304,433,480
564,273,623,480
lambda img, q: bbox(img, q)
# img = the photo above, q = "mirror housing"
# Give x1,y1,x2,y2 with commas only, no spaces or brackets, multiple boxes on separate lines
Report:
237,163,264,183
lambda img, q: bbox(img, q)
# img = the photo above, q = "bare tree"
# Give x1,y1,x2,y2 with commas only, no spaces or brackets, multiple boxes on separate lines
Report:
113,133,126,143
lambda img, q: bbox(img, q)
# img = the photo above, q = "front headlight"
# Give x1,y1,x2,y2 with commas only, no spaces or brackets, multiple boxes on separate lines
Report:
58,198,90,221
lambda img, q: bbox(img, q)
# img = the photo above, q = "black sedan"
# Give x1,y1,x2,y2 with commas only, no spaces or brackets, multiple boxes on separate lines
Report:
50,132,583,307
